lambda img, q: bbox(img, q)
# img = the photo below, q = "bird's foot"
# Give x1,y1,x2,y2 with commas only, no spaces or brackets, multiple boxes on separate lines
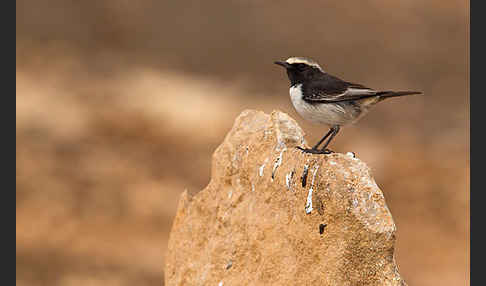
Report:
296,146,334,154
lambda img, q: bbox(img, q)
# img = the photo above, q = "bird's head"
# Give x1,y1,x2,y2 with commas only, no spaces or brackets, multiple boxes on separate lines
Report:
274,57,325,85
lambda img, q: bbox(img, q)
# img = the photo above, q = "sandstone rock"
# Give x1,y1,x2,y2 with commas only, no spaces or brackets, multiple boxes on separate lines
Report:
165,110,406,286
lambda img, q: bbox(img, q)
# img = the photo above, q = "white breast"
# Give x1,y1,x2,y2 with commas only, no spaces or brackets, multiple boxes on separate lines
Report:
289,84,308,116
289,84,353,126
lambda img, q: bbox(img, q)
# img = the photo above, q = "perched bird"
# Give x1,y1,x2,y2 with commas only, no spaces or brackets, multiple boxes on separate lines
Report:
275,57,421,154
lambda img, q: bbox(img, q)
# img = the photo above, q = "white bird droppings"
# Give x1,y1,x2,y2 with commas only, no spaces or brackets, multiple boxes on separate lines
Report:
271,148,286,182
303,164,309,177
305,164,320,214
346,152,356,158
285,170,295,191
305,188,314,214
259,158,269,177
259,164,265,177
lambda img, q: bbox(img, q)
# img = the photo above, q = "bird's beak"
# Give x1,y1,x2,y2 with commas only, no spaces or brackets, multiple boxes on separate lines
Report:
274,61,291,68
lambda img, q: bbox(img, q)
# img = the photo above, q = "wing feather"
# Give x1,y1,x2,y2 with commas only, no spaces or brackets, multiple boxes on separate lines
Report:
302,74,378,103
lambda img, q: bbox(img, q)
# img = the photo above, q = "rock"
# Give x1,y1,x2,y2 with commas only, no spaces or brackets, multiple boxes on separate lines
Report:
165,110,406,286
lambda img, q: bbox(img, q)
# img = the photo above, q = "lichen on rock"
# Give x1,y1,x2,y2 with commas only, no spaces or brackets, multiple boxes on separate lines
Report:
165,109,406,286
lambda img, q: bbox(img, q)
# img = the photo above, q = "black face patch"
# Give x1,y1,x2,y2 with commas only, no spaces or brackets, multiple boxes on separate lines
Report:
294,63,308,70
286,64,324,86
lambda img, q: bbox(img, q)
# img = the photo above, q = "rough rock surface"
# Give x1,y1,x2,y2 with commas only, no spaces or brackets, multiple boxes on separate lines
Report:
165,110,406,286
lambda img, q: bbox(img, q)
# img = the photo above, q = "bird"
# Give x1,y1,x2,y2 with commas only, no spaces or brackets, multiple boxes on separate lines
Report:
274,57,421,154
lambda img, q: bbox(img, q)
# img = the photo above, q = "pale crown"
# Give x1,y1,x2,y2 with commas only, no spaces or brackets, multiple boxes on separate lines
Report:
285,57,324,72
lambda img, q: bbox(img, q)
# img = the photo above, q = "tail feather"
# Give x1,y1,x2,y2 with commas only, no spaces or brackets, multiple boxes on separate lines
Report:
376,90,422,100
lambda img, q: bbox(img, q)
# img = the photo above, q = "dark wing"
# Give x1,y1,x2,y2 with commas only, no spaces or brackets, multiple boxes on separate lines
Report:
302,74,378,103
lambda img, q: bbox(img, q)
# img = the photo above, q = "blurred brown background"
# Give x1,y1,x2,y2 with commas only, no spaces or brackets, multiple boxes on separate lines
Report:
16,0,469,285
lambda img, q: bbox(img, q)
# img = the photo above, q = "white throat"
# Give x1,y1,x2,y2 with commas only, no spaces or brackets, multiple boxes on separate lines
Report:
289,84,306,116
289,84,303,103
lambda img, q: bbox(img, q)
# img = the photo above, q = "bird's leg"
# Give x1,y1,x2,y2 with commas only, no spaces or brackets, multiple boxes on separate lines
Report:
296,127,335,154
311,128,334,150
319,125,340,153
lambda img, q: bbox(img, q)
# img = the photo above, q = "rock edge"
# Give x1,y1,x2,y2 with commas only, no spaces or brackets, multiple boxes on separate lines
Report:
165,109,406,286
